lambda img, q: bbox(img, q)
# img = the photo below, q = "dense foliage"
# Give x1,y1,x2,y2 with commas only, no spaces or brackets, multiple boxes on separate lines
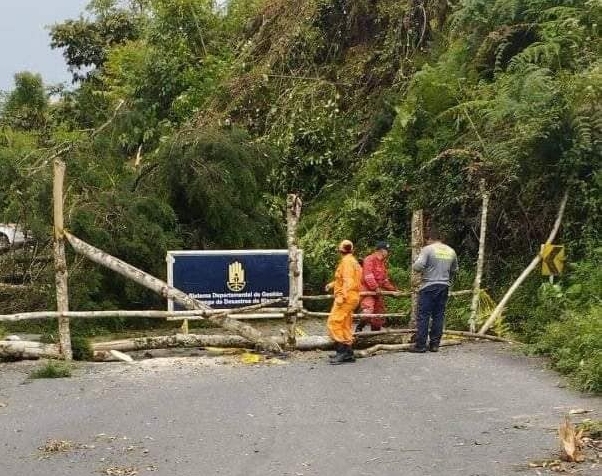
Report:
0,0,599,390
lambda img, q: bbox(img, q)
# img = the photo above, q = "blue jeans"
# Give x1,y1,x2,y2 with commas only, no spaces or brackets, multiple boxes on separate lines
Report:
416,284,449,349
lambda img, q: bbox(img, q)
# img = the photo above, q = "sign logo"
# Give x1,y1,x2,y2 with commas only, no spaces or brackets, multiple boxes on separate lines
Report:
541,244,565,276
227,261,246,292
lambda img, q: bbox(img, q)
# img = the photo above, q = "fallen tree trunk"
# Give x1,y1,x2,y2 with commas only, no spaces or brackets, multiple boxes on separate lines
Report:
0,340,61,360
64,232,280,352
91,331,430,356
91,328,511,355
93,334,251,353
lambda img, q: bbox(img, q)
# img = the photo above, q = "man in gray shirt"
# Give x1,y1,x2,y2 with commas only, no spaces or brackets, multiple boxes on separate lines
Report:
410,226,458,352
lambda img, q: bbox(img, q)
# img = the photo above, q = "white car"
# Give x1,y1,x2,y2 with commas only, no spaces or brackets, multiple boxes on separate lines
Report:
0,223,27,250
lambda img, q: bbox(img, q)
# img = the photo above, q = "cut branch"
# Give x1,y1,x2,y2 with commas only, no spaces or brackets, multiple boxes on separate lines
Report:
357,340,461,358
0,340,61,360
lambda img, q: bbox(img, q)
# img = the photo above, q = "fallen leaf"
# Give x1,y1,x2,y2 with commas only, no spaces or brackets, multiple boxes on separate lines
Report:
102,466,138,476
38,439,73,453
241,352,261,364
559,415,585,462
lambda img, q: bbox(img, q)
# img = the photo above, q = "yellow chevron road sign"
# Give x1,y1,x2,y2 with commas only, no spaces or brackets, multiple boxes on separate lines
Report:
541,244,565,276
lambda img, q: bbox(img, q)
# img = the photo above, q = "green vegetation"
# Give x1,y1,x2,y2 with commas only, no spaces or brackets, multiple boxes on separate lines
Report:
29,361,72,379
0,0,599,391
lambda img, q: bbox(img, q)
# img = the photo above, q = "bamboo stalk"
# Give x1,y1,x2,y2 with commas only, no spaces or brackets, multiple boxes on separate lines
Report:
53,160,72,360
303,311,408,318
300,289,473,301
64,232,281,352
469,180,490,333
0,301,285,322
478,191,569,335
165,299,285,321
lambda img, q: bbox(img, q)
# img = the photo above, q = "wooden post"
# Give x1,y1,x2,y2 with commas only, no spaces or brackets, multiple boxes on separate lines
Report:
64,231,281,352
479,191,568,335
53,160,72,360
410,210,424,328
285,194,302,349
468,180,490,333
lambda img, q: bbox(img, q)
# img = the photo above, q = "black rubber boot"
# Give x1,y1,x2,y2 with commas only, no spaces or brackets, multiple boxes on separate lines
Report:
343,344,356,362
408,345,427,353
328,342,343,361
330,344,355,365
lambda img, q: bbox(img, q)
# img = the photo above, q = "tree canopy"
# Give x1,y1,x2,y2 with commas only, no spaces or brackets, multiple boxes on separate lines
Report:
0,0,599,390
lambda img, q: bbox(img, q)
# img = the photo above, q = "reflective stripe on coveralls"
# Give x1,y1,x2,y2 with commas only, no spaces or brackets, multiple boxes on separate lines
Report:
327,253,362,344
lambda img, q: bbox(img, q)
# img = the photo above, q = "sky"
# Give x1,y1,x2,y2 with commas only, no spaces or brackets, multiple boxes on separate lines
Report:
0,0,89,92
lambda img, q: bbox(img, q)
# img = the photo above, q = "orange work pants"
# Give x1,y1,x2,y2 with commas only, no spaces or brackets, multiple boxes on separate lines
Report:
327,297,360,345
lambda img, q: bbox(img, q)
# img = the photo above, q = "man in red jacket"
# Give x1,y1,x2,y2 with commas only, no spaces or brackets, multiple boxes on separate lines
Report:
356,241,397,332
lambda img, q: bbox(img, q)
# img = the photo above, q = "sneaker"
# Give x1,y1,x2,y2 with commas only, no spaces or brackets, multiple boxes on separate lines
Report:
428,345,439,352
408,346,427,353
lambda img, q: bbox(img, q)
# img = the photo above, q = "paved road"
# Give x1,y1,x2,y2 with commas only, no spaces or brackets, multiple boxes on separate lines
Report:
0,342,600,476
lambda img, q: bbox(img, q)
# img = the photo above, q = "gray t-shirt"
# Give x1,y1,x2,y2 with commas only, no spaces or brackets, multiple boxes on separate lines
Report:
412,242,458,290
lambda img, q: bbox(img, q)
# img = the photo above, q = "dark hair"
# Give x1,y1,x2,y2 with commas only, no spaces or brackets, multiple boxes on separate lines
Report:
340,243,353,254
428,226,443,241
375,241,390,251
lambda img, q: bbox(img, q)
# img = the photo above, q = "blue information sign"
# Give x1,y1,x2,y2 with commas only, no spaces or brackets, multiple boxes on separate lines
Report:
167,250,301,310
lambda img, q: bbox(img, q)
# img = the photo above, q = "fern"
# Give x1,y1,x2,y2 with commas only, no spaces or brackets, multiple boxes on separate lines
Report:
474,290,511,336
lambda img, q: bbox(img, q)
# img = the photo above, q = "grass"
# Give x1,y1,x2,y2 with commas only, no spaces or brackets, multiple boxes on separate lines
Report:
29,360,72,379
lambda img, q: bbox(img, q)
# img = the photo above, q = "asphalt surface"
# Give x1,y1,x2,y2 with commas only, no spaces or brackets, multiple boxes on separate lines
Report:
0,342,600,476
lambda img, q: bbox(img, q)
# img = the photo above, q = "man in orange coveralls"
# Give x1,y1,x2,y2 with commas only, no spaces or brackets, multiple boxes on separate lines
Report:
356,241,397,332
325,239,362,364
